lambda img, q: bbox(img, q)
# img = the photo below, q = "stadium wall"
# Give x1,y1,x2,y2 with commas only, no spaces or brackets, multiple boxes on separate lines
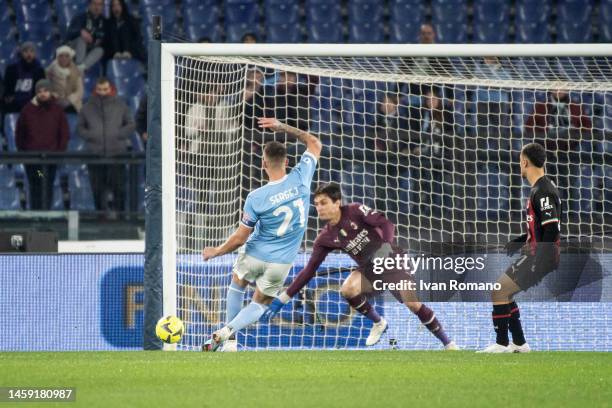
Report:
0,253,610,352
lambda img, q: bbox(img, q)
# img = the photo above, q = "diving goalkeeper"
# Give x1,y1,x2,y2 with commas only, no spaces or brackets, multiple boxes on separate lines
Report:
263,183,458,349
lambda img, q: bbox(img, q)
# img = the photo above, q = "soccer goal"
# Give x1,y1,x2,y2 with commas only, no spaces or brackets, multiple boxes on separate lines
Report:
157,43,612,351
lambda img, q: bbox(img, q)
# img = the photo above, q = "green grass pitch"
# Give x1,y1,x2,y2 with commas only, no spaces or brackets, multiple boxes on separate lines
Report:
1,351,611,407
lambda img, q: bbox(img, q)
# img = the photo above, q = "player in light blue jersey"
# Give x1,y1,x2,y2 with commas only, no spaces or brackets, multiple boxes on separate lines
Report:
202,117,322,351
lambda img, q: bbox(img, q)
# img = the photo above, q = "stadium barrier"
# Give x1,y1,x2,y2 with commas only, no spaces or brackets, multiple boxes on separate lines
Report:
1,252,610,352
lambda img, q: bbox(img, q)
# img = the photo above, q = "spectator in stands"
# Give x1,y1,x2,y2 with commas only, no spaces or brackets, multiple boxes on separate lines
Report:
78,77,135,214
243,68,265,128
184,87,220,153
3,42,45,113
46,46,84,113
136,93,147,143
414,86,456,158
474,56,511,137
66,0,106,72
104,0,145,63
241,33,258,43
272,71,313,131
16,79,69,210
419,23,436,44
373,93,413,152
524,89,592,152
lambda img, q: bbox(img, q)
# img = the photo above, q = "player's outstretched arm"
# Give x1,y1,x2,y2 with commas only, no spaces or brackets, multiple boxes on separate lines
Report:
202,224,252,260
258,117,322,160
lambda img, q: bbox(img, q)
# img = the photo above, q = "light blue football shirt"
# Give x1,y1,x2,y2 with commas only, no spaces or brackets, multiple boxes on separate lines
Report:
240,151,317,264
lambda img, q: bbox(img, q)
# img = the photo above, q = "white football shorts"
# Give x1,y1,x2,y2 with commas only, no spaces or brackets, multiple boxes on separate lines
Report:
232,253,292,297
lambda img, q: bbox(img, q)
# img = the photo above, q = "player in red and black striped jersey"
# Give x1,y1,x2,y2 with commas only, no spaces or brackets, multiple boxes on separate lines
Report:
479,143,562,353
262,183,458,350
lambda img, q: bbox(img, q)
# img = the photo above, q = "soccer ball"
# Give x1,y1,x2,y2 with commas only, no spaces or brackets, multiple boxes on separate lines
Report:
155,315,184,344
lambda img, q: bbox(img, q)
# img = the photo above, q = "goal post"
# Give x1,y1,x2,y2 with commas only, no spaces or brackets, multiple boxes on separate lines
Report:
154,43,612,351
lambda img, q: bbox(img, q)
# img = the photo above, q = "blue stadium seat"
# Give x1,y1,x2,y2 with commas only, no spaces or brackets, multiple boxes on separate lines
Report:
557,22,592,43
68,170,95,211
0,9,15,39
431,0,467,24
3,114,18,152
15,1,52,24
349,21,385,43
435,23,467,43
473,0,510,43
348,0,383,23
0,165,16,188
141,4,176,26
182,3,219,29
184,23,222,43
18,22,54,42
264,0,299,24
305,1,341,24
266,23,304,43
106,58,143,81
515,0,550,42
0,187,21,210
225,0,259,25
225,23,260,43
56,2,82,36
50,175,65,211
140,0,173,6
388,0,423,43
307,21,343,43
556,0,593,42
600,1,612,42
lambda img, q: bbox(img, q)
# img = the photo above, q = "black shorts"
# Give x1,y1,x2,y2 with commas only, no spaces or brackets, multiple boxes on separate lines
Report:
505,254,557,291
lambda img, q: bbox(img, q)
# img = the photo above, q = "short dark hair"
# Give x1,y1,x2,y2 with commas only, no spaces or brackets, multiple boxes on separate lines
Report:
95,76,111,86
522,143,546,168
314,183,342,202
241,33,257,42
263,141,286,165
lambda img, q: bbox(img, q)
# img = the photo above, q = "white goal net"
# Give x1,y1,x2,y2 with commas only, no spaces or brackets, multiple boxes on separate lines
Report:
162,45,612,351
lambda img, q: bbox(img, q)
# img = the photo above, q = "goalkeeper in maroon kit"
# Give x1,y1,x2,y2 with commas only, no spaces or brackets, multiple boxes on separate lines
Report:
262,183,458,349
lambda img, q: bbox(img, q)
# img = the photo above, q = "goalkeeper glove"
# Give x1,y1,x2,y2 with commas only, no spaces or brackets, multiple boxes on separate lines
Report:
261,292,290,321
504,234,527,256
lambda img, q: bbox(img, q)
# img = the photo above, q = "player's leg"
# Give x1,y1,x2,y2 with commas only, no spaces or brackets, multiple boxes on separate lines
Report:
478,268,522,353
340,270,387,346
212,261,291,347
391,288,456,349
226,254,251,323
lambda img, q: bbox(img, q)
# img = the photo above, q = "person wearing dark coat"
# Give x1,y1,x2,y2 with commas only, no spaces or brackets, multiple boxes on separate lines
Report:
65,0,106,71
3,42,45,113
16,79,69,210
104,0,145,63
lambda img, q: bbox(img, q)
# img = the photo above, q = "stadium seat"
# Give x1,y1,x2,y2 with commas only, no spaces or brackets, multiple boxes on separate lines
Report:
3,114,18,152
473,22,509,43
305,1,341,24
600,1,612,42
141,4,176,26
556,0,593,42
68,170,96,211
515,0,551,42
307,21,343,43
56,2,82,36
264,0,299,24
431,0,467,24
0,186,21,210
472,0,510,43
18,22,54,42
106,58,143,81
225,24,260,43
184,23,222,43
435,23,467,43
182,2,219,29
388,0,423,43
557,22,592,43
266,23,304,43
0,9,14,39
0,165,15,188
50,175,65,211
140,0,173,6
348,0,383,23
225,0,259,25
348,21,385,43
15,1,52,24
